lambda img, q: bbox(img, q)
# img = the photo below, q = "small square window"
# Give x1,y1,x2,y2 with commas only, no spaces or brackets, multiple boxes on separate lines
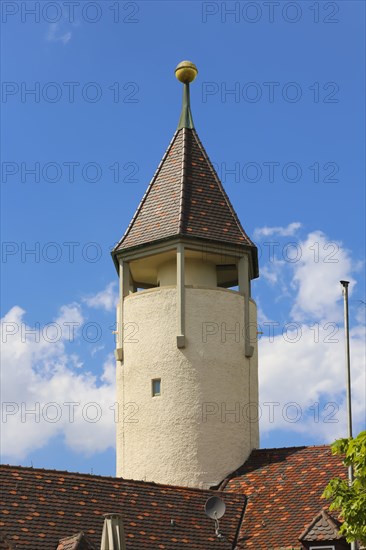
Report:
152,379,161,397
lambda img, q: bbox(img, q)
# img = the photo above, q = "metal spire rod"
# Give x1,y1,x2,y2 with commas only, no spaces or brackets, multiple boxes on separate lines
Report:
175,60,198,130
177,82,194,130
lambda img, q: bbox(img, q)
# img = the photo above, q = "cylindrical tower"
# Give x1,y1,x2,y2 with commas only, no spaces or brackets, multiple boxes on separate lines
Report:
112,62,259,489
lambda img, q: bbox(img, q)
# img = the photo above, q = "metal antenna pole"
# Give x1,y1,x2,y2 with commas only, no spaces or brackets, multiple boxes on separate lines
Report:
340,281,356,550
340,281,353,448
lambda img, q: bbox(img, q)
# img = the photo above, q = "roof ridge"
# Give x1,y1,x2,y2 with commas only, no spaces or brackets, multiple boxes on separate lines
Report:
251,444,332,452
113,130,180,253
0,463,231,495
0,462,119,480
177,127,187,234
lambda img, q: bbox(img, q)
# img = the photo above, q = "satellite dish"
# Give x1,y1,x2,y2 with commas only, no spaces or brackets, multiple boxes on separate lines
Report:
204,496,226,520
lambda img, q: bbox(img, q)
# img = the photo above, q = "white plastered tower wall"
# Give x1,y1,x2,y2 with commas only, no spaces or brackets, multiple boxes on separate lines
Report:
115,252,259,489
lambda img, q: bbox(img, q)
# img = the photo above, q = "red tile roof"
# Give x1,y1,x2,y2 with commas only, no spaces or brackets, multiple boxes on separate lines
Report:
0,464,245,549
0,446,347,549
222,445,347,549
113,128,258,275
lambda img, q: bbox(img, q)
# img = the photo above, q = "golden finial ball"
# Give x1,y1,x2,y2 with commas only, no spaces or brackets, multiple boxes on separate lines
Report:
175,61,198,84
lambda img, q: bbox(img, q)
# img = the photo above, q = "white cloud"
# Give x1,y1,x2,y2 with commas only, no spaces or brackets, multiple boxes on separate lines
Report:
355,302,366,325
83,282,118,312
258,321,366,441
260,260,291,300
256,226,365,441
46,23,72,44
254,222,302,240
0,306,115,460
290,231,356,322
260,264,280,285
91,344,106,357
55,302,84,340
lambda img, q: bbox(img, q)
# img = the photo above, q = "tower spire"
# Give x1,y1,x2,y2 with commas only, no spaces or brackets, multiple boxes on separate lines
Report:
114,61,260,489
175,60,198,130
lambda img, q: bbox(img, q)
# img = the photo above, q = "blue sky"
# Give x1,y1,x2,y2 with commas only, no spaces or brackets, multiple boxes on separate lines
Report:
1,1,365,477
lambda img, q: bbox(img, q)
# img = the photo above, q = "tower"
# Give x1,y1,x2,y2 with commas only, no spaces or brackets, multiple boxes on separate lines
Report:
112,62,259,489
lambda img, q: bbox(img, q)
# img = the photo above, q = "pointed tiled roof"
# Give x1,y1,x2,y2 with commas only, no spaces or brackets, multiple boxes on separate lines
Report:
113,127,257,271
113,62,258,276
299,509,342,542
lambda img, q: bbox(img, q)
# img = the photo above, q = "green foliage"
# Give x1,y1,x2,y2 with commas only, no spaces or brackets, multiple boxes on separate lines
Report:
322,430,366,544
